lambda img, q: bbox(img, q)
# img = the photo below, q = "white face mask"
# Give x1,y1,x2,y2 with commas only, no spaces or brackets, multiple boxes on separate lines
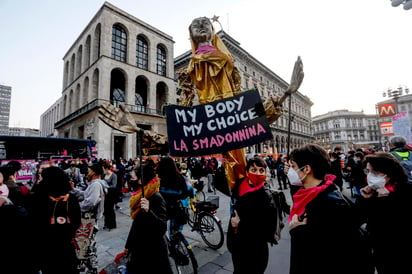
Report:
367,173,386,190
287,166,306,186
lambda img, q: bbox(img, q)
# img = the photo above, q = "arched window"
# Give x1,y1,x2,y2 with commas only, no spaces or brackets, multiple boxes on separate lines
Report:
112,88,125,102
112,24,127,62
110,69,126,107
136,35,148,69
156,45,166,76
135,93,144,105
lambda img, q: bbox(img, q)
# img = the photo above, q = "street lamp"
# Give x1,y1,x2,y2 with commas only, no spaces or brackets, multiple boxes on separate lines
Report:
286,95,293,157
382,85,410,113
391,0,412,10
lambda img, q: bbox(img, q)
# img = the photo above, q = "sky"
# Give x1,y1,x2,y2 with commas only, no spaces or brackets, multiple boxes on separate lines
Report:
1,0,411,129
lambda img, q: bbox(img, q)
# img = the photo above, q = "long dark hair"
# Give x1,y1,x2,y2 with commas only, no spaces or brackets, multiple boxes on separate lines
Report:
39,166,72,197
135,159,157,185
156,156,186,188
363,152,408,184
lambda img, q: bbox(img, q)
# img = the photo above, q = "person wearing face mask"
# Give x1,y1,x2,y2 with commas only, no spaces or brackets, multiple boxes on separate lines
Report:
286,144,374,274
226,157,277,274
356,152,412,274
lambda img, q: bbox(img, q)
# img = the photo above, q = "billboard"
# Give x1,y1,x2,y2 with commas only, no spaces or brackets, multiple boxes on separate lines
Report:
380,122,394,136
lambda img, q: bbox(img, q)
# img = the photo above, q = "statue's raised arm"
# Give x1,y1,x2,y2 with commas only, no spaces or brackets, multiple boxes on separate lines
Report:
98,102,168,155
99,102,140,133
287,56,304,94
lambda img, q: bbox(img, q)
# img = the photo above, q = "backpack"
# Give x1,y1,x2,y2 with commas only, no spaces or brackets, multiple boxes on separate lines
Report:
390,151,412,184
49,194,72,226
268,188,290,245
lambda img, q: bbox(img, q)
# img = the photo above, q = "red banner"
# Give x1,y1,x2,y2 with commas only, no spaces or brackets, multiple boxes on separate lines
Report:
380,122,394,136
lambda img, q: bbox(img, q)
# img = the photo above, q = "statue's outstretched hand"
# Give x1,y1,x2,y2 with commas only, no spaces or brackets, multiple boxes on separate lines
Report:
98,102,140,133
286,56,304,95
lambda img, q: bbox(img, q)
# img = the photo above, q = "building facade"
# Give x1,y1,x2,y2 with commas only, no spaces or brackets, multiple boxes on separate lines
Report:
312,109,380,152
0,85,11,135
40,2,175,160
8,127,40,136
174,31,313,156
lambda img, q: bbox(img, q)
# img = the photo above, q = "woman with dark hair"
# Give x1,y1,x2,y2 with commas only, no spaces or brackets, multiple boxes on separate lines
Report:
124,159,172,274
157,156,189,234
26,166,81,274
227,157,277,274
0,166,37,274
357,152,412,274
286,144,373,274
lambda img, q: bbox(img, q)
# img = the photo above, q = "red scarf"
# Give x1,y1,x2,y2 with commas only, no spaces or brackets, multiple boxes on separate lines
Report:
385,181,397,192
288,174,335,222
129,177,160,219
238,178,265,197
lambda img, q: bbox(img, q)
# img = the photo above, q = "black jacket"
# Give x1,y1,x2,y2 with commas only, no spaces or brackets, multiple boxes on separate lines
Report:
355,182,412,274
289,183,373,274
125,192,172,274
227,179,277,274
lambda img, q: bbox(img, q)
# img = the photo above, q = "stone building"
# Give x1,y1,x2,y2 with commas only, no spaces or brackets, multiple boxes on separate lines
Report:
8,127,40,137
40,2,175,160
174,31,313,156
41,3,314,160
0,84,11,135
312,109,380,152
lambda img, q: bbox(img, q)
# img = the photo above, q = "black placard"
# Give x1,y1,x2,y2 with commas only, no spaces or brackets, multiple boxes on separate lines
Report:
166,89,273,157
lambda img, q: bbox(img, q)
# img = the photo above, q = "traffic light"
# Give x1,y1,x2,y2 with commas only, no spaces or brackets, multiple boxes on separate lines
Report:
392,0,404,6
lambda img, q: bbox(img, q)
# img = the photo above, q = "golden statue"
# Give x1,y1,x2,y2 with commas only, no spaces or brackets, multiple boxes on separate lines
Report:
99,16,304,191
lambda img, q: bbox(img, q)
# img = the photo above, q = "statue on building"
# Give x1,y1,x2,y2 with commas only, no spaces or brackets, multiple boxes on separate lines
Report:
99,16,304,190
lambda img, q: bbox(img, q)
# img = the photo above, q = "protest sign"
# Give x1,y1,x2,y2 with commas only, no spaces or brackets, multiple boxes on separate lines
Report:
392,111,412,143
166,89,273,157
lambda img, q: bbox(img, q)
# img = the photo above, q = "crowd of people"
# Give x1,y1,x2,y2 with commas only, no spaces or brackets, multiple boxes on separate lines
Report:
0,157,139,273
1,136,412,273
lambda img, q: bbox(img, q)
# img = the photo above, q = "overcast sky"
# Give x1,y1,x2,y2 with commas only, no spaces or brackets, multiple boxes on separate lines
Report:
1,0,411,129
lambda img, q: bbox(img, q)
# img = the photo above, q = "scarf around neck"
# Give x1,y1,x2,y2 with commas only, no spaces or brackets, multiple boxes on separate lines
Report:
288,174,335,222
195,44,217,54
129,177,160,219
238,177,265,197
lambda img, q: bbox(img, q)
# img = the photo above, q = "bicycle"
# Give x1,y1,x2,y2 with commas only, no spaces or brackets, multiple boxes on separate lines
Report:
186,195,224,250
166,230,198,274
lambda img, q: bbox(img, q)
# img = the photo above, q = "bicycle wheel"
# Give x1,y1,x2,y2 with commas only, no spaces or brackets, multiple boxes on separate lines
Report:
198,212,224,249
169,234,198,274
